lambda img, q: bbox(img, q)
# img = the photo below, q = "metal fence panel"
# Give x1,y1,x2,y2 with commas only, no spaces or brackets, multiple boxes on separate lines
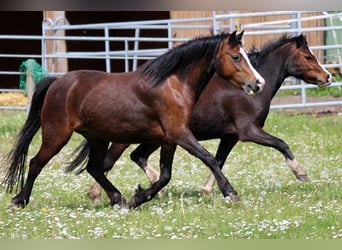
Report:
1,11,341,111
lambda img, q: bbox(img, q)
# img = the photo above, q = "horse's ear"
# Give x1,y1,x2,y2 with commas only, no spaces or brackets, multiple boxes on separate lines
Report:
296,34,306,48
228,30,241,48
236,30,244,41
229,30,237,41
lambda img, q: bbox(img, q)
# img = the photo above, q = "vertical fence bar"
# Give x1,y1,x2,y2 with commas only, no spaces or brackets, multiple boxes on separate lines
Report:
26,64,35,111
133,28,140,71
296,12,307,107
41,19,52,73
51,30,57,75
300,80,307,106
290,12,301,36
124,40,129,72
212,11,218,35
168,22,173,49
229,11,236,32
104,26,111,73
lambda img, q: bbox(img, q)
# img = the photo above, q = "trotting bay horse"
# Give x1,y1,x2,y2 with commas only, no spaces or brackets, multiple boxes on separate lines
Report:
3,31,265,209
69,34,332,203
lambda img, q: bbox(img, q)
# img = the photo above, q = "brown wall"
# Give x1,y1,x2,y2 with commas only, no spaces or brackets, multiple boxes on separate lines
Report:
65,11,170,73
0,11,42,89
170,11,324,60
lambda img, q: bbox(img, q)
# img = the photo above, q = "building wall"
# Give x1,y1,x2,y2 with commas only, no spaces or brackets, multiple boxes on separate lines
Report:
64,11,170,73
0,11,42,89
170,11,324,60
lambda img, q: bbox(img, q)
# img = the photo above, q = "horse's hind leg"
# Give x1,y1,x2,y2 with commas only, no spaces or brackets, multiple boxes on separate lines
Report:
11,133,73,208
130,143,163,197
130,142,161,184
88,142,161,203
86,139,127,207
128,143,176,208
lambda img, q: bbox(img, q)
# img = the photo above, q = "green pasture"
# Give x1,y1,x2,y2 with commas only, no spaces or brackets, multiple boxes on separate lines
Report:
0,110,341,239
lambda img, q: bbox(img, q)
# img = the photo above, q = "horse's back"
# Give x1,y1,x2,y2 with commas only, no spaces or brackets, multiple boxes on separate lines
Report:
42,69,162,141
44,69,141,107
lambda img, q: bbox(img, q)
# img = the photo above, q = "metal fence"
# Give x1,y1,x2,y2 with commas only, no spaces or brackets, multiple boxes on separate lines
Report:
1,11,342,111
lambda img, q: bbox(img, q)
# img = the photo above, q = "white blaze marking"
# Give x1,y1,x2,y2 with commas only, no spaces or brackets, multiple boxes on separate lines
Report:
309,47,331,78
240,48,265,85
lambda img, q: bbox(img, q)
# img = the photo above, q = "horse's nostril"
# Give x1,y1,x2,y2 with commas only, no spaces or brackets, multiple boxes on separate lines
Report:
247,83,260,93
327,73,332,82
256,78,265,85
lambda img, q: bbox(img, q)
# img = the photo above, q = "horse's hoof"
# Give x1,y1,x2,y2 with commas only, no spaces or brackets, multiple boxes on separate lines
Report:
93,197,102,206
127,198,138,209
127,193,145,209
112,202,129,210
10,197,28,209
201,186,214,196
112,200,128,209
109,192,127,208
9,202,21,211
87,191,102,203
297,174,310,182
224,193,240,203
157,189,165,198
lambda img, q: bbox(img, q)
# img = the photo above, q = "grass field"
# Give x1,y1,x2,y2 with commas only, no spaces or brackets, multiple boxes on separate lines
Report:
0,110,341,239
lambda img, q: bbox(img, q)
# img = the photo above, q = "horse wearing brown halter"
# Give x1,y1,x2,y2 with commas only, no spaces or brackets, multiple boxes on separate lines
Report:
3,31,265,208
69,34,331,203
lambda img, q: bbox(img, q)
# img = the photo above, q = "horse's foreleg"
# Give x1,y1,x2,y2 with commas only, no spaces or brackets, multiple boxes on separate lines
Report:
202,135,238,194
176,130,240,202
86,140,127,207
238,126,309,182
128,143,176,208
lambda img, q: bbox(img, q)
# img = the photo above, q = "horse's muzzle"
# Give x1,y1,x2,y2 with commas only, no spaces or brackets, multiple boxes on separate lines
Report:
317,73,332,87
244,78,265,95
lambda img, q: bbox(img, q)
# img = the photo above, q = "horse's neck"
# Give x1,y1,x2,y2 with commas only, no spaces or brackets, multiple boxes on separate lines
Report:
257,52,289,102
184,59,216,100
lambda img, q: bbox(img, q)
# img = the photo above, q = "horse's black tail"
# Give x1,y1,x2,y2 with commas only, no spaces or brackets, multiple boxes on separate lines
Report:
65,139,90,175
2,76,57,193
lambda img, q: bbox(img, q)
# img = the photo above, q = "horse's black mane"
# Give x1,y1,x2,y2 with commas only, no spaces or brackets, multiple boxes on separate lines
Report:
137,32,232,87
248,34,307,67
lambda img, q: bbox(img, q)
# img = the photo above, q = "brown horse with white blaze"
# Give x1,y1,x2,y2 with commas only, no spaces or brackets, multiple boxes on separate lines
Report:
3,31,264,209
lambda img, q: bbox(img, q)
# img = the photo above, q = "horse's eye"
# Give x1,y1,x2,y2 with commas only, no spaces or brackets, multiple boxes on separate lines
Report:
305,55,312,60
231,54,241,62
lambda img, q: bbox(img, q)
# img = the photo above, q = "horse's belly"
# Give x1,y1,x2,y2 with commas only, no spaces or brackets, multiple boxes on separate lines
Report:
104,122,163,143
78,109,164,143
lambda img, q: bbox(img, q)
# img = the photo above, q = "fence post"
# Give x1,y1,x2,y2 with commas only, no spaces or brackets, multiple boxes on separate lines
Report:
25,60,36,111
